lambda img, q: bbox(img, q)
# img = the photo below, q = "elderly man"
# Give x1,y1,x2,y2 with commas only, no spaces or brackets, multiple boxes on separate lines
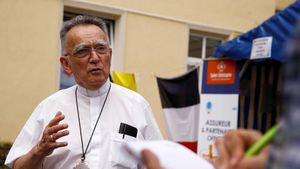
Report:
5,15,163,169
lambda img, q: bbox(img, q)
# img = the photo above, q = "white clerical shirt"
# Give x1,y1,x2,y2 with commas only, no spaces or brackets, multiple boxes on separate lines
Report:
5,80,163,169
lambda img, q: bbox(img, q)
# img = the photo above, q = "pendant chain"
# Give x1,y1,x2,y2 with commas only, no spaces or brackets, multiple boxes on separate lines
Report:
75,84,111,161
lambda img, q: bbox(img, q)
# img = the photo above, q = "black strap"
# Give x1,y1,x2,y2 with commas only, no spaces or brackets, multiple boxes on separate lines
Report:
75,84,111,161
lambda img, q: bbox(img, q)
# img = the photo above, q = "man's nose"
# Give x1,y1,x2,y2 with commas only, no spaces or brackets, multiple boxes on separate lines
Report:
89,50,100,63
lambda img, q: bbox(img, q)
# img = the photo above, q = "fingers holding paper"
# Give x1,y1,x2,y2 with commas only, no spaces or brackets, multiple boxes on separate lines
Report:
37,111,69,157
142,149,164,169
215,129,268,169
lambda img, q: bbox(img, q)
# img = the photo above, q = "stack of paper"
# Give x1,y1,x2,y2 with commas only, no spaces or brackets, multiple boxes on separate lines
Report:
124,140,215,169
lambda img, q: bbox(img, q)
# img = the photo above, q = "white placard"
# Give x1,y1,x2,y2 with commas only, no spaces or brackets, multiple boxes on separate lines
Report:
197,94,238,160
250,36,272,60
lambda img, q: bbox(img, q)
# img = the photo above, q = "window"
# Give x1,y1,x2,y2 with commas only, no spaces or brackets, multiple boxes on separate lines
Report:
188,34,222,59
187,32,224,70
59,11,115,89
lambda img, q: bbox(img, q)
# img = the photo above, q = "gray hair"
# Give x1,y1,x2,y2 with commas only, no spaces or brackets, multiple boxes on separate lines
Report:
60,15,109,55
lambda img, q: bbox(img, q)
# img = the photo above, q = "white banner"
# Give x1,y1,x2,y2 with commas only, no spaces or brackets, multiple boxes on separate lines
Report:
197,59,239,161
198,94,238,160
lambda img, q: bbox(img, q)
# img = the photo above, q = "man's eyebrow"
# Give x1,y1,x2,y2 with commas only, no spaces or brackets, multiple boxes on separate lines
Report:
72,43,89,54
74,43,89,49
72,41,108,52
95,40,108,45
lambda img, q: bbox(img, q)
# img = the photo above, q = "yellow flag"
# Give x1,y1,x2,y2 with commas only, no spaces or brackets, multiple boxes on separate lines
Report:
112,71,137,92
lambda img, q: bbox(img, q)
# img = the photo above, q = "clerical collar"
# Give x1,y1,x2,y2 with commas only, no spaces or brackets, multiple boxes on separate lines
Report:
77,80,111,97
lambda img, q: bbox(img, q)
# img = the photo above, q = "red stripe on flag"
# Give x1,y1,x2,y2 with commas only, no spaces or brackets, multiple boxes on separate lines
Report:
177,141,198,153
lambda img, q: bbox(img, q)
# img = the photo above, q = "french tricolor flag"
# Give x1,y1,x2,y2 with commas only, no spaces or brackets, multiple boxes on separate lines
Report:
156,68,200,153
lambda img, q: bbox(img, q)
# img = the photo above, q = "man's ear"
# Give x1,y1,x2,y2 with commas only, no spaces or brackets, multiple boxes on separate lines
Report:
108,47,113,62
60,56,73,75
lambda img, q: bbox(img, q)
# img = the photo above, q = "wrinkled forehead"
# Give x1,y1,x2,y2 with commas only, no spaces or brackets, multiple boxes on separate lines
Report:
65,24,109,50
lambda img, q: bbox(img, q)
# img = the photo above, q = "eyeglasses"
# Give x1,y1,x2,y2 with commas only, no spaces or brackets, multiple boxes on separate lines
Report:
68,42,110,58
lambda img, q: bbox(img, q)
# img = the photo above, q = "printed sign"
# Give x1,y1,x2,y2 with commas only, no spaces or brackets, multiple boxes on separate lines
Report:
197,59,239,161
250,36,272,60
198,94,238,160
207,60,236,85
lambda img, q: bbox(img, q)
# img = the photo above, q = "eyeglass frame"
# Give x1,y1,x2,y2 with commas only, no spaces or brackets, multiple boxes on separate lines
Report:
64,41,110,58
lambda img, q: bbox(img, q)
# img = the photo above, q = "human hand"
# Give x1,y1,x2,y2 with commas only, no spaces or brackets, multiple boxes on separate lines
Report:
141,149,164,169
35,111,69,157
215,129,269,169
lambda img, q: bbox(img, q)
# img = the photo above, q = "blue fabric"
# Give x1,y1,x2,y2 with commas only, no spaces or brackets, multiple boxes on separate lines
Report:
214,0,300,62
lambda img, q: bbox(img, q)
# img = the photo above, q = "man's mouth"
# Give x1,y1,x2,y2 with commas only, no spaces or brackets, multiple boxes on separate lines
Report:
89,68,102,73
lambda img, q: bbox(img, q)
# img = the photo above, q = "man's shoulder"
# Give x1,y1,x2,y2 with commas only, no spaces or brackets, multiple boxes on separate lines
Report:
41,85,76,103
111,83,147,102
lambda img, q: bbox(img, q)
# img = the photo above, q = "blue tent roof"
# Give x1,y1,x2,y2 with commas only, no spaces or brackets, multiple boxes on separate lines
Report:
214,0,300,62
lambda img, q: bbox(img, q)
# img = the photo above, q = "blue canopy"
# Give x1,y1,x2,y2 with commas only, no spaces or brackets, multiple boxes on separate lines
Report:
214,0,300,62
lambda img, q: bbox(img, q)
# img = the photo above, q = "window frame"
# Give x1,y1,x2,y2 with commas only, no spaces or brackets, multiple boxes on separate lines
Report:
187,31,228,70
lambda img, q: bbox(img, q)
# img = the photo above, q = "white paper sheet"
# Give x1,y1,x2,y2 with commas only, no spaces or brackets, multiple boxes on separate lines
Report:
124,140,215,169
250,36,272,60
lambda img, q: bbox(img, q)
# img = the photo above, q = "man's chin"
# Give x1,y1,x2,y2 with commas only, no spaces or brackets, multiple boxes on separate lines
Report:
89,79,107,89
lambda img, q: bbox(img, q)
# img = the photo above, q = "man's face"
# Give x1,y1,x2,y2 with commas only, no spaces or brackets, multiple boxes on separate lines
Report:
61,24,112,90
